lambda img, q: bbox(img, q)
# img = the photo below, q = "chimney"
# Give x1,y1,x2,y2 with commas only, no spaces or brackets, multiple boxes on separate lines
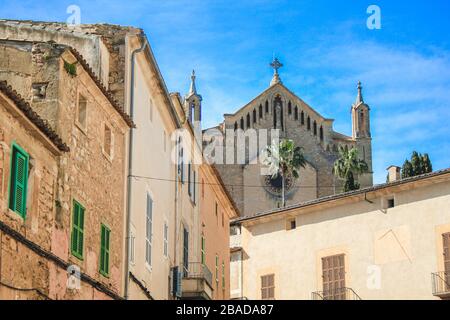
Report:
387,166,401,183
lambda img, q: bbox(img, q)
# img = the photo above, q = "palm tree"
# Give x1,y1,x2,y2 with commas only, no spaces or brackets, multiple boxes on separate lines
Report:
333,146,369,192
264,139,306,207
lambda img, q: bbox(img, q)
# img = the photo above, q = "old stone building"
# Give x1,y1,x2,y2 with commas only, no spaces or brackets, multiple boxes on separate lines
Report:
0,40,132,299
212,59,373,217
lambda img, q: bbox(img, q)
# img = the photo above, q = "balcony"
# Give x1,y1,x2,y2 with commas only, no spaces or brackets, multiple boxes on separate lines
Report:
312,287,361,300
432,272,450,299
181,262,214,300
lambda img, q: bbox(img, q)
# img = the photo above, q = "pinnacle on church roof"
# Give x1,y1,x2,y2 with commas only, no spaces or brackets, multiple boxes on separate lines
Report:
189,69,197,96
356,81,364,105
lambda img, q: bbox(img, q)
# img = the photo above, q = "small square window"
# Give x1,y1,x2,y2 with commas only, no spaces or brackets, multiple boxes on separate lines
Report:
387,198,395,208
286,218,296,231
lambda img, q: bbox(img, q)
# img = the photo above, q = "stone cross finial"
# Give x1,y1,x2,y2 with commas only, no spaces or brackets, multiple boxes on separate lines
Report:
270,58,283,86
189,70,197,95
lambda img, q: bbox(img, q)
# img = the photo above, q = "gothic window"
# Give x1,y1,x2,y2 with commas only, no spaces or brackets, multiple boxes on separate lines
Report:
265,101,269,113
240,117,244,130
234,122,238,131
246,113,251,128
288,101,292,115
259,105,263,119
320,126,324,141
294,107,298,120
301,111,305,125
253,109,257,124
307,116,311,130
313,121,317,135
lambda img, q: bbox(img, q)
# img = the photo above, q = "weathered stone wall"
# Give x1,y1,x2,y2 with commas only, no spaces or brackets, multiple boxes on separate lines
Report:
0,92,58,300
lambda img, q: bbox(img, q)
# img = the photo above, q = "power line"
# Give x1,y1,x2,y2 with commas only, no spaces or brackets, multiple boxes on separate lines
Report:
130,174,338,189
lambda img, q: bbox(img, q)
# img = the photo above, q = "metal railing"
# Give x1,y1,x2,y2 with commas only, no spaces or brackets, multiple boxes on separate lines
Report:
183,262,213,288
432,271,450,297
312,287,362,300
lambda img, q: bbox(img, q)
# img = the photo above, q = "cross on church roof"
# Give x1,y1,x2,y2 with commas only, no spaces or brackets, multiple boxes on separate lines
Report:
269,57,283,86
270,57,283,75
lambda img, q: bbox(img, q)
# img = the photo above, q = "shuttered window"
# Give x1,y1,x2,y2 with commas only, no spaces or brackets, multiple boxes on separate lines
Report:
183,227,189,277
443,233,450,290
322,254,346,300
222,261,225,289
8,143,29,218
99,224,110,277
145,194,153,267
71,200,85,259
261,274,275,300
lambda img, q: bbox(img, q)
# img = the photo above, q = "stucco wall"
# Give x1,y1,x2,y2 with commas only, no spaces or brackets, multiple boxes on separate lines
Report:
240,180,450,300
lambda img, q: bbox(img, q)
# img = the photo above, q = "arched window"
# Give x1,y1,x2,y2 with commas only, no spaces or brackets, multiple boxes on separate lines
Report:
288,101,292,115
259,104,263,119
246,113,251,128
320,126,324,141
307,116,311,130
253,109,257,123
301,111,305,125
234,122,238,131
294,106,299,120
265,101,269,113
240,117,244,129
313,121,317,135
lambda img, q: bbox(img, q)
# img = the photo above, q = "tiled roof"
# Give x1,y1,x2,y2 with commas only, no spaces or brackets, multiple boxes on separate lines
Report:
0,81,70,152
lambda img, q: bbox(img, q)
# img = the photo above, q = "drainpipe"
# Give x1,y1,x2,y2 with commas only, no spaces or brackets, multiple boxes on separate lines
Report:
124,34,148,300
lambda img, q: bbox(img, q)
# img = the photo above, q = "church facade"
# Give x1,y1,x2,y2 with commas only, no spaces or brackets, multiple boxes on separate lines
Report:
211,59,373,217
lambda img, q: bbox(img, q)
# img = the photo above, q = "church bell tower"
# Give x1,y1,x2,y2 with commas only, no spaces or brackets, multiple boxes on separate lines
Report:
352,81,373,187
184,70,202,125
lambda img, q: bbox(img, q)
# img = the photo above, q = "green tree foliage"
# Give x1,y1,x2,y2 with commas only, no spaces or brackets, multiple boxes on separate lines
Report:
401,151,433,178
333,146,369,193
264,139,306,207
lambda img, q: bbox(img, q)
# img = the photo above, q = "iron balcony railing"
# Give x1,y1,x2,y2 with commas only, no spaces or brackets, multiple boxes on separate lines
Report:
183,262,213,288
312,287,362,300
432,271,450,297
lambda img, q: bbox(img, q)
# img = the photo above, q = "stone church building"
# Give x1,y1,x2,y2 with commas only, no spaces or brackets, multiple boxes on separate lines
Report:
209,59,373,217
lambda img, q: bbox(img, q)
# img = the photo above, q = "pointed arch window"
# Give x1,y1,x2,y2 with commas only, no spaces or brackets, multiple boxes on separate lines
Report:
253,109,257,124
313,121,317,135
288,101,292,115
320,126,324,141
301,111,305,125
294,107,299,120
240,117,244,130
246,113,251,128
307,116,311,130
265,101,269,113
234,122,238,131
259,105,263,119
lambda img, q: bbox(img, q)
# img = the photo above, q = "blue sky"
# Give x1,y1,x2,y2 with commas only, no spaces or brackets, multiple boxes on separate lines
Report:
1,0,450,183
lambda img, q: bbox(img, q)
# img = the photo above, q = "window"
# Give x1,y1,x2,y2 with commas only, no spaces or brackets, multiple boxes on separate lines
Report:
215,254,219,283
265,101,269,113
253,109,257,123
261,274,275,300
294,107,298,120
322,254,346,300
215,202,218,224
130,231,135,264
320,126,324,141
443,233,450,274
8,143,29,218
145,194,153,268
240,118,244,130
286,218,296,231
222,261,225,289
246,113,250,128
183,227,189,277
193,170,196,204
234,122,238,131
307,116,311,130
301,111,305,125
71,200,85,259
288,101,292,115
313,121,317,135
77,94,87,129
188,162,192,196
387,198,395,208
201,236,206,265
99,224,110,277
259,105,263,119
103,124,112,157
163,222,168,258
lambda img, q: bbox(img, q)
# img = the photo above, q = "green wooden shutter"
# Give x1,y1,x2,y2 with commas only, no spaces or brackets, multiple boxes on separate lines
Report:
9,144,29,218
71,201,85,259
100,224,110,276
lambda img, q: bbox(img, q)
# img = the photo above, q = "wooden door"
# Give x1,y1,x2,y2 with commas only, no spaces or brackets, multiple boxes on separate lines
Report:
322,254,346,300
